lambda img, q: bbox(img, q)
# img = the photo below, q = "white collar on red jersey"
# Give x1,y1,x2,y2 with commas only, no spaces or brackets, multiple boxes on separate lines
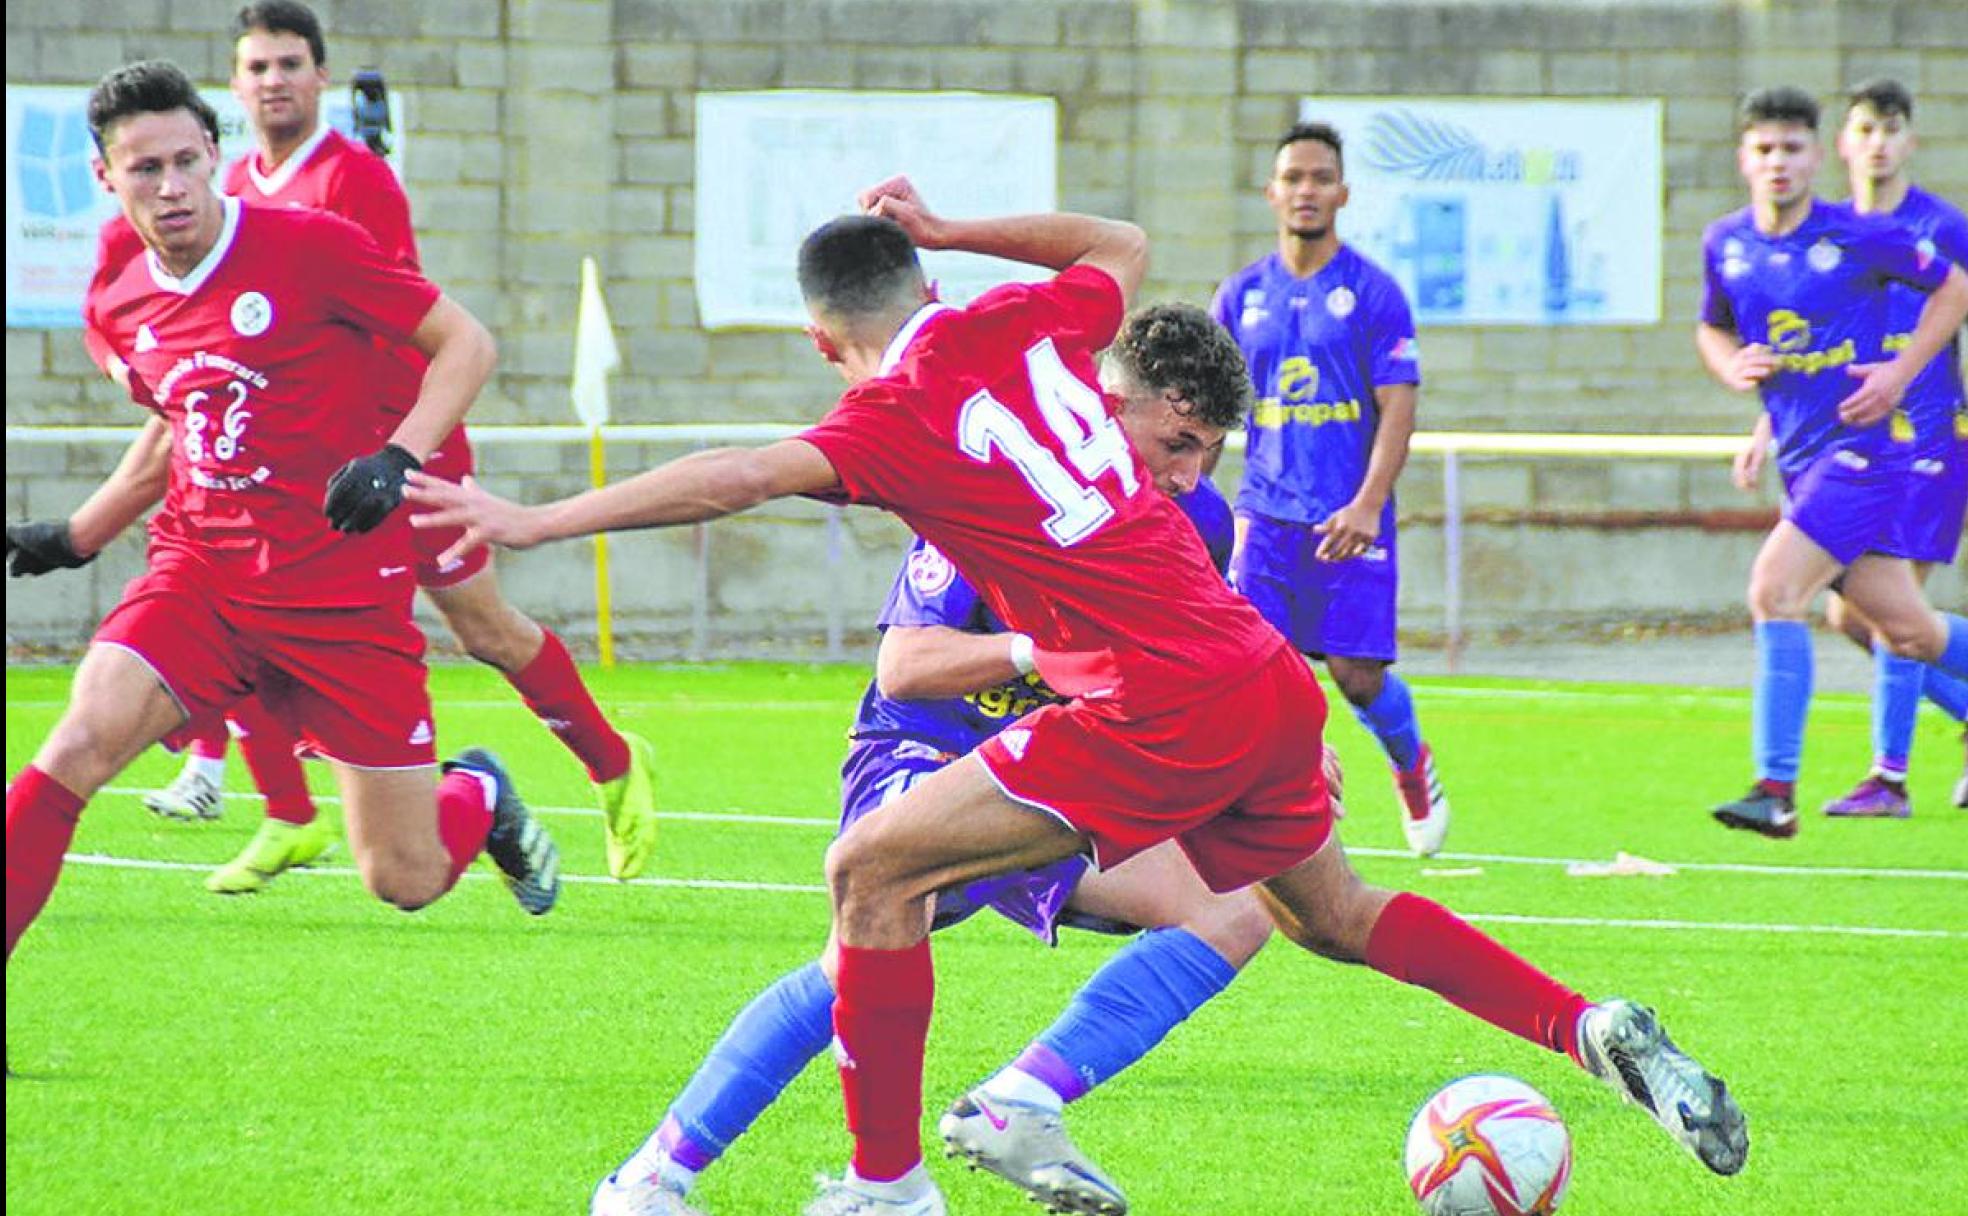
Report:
146,195,243,296
878,302,951,375
247,122,335,198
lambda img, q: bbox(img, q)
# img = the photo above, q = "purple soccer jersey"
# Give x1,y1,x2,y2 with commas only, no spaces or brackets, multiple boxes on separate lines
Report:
1701,201,1952,478
840,480,1235,942
1210,246,1420,532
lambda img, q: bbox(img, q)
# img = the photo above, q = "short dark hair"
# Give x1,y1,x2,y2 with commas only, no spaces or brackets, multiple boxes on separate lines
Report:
1738,86,1819,132
233,1,327,68
797,215,926,320
87,59,221,155
1277,121,1345,176
1846,77,1913,121
1107,303,1251,431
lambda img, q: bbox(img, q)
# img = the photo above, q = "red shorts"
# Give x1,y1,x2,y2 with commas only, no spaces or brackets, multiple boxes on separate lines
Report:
977,644,1332,892
413,427,490,590
93,564,436,769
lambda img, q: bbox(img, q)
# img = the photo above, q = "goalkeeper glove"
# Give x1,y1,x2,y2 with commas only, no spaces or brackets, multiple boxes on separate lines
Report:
6,520,95,577
323,444,421,534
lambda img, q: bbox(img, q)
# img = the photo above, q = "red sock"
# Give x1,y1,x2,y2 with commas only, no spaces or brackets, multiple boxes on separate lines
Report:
184,710,230,759
434,769,495,890
1366,893,1590,1062
228,698,316,827
7,766,86,961
834,940,935,1182
507,630,630,783
1756,778,1795,799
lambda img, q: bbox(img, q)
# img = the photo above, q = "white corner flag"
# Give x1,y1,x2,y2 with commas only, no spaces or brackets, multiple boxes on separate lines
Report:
572,256,622,665
571,255,620,428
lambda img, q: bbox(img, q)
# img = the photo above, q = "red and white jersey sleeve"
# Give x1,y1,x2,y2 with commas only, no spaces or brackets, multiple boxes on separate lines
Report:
85,199,440,608
803,265,1285,714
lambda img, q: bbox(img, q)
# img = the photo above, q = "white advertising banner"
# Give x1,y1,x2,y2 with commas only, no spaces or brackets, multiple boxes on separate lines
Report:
695,91,1057,329
1299,97,1663,325
6,83,405,328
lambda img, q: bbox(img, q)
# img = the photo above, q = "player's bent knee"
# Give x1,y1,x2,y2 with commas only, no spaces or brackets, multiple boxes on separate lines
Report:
1186,892,1275,969
355,847,450,911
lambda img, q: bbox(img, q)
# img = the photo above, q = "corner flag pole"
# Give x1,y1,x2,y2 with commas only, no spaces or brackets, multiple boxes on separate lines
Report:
571,256,622,667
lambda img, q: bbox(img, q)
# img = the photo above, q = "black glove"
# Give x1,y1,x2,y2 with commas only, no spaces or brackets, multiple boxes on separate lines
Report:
6,520,95,577
323,444,421,534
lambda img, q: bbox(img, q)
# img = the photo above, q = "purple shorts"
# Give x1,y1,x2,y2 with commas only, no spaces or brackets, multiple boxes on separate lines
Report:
1230,511,1398,661
1886,436,1967,565
1781,448,1911,567
839,737,1118,945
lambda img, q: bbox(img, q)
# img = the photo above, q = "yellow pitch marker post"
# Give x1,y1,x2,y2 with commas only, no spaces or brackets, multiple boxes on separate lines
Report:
571,255,622,667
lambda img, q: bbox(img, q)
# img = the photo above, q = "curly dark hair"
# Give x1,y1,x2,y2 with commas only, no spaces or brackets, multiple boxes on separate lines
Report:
1107,302,1251,430
86,60,220,155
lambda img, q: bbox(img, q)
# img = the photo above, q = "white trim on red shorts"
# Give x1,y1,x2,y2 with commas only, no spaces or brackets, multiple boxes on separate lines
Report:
305,751,438,773
973,749,1105,873
93,640,190,727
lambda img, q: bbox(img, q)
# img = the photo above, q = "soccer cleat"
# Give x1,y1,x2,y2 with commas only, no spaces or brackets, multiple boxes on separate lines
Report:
1711,786,1798,838
1392,744,1450,856
940,1094,1128,1215
590,1171,708,1216
1820,776,1911,819
802,1175,945,1216
445,748,560,915
205,815,340,894
1577,999,1749,1177
595,731,661,880
143,768,224,821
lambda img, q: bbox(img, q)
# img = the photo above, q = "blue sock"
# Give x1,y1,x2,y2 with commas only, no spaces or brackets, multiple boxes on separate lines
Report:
1351,671,1423,771
1752,620,1813,783
1872,643,1924,776
657,961,834,1170
1938,614,1968,682
1023,928,1236,1102
1923,665,1968,722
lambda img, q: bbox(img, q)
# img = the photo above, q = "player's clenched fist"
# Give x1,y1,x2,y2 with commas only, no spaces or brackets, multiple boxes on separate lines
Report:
323,443,421,533
6,520,95,577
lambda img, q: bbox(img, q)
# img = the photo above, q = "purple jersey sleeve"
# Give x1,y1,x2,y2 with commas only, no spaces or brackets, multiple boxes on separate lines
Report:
875,539,987,631
1365,273,1421,387
1700,223,1738,331
1849,213,1953,294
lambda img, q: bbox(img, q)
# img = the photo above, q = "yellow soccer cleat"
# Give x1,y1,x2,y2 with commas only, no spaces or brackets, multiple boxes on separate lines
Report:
595,731,660,881
205,814,340,895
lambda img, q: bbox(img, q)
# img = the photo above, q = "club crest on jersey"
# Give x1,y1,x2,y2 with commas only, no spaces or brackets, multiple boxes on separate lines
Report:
906,544,956,596
1916,238,1936,270
1325,286,1356,319
1806,240,1841,273
230,291,274,336
1239,287,1268,329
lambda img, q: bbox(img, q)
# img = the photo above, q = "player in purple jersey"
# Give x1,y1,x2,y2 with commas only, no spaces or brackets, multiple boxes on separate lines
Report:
1211,122,1450,857
1738,79,1968,817
590,304,1278,1216
1696,86,1968,838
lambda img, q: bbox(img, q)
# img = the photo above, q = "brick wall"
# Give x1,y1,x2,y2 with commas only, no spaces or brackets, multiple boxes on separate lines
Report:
6,0,1963,652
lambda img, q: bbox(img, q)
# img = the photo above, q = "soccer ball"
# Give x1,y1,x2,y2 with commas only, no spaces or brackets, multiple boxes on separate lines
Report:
1403,1075,1572,1216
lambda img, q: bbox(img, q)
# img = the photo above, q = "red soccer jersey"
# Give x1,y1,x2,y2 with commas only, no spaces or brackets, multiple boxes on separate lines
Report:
223,126,427,412
801,265,1287,715
83,197,441,608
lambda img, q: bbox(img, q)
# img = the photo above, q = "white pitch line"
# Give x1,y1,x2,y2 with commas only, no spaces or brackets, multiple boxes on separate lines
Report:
94,786,1968,882
56,852,1963,940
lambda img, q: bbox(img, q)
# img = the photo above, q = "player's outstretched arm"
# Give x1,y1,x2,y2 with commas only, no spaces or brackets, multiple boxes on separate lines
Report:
405,438,841,569
877,625,1028,700
9,416,174,575
858,175,1147,301
1838,264,1968,425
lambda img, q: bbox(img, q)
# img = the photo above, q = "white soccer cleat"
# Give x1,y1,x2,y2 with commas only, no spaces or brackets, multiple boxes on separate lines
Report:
1577,999,1748,1176
940,1093,1128,1215
591,1171,708,1216
143,767,224,821
1393,744,1450,856
801,1174,946,1216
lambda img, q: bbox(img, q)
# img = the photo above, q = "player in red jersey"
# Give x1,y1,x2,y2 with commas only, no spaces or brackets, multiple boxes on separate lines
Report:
3,61,564,977
19,1,659,895
410,181,1749,1212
